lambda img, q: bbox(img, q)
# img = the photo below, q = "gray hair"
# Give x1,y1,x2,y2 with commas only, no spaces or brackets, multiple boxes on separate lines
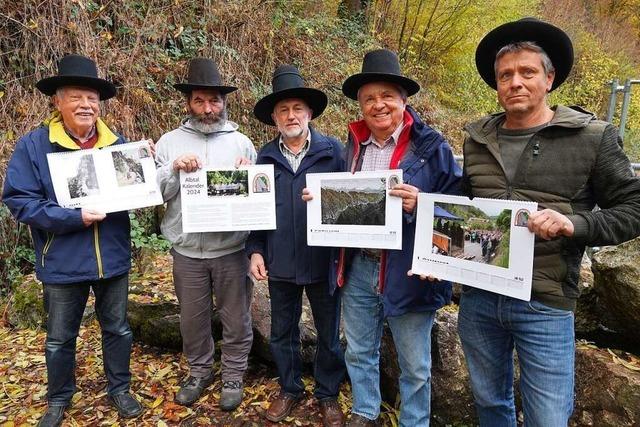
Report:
494,41,555,76
356,83,408,103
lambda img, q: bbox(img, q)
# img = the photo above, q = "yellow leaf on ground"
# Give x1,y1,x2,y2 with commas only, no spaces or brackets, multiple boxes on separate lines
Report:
151,396,164,408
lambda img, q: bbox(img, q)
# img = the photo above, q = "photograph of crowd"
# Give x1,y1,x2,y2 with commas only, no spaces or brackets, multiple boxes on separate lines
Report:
206,170,249,197
432,202,511,268
67,153,99,199
112,148,145,187
321,177,386,225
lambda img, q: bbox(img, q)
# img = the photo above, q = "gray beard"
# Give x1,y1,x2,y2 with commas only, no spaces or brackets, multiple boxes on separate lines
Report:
189,109,228,134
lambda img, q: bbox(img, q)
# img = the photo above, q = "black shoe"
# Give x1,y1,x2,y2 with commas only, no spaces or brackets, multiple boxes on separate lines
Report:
175,373,214,406
219,380,243,411
37,405,66,427
109,392,143,418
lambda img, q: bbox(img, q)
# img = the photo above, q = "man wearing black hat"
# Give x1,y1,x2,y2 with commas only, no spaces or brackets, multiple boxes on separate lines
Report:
3,54,143,426
155,57,256,411
309,49,461,426
247,65,346,426
458,18,640,426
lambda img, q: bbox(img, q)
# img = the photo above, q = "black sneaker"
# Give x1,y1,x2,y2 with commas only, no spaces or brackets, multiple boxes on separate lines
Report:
37,405,66,427
175,373,214,406
219,380,243,411
109,392,143,418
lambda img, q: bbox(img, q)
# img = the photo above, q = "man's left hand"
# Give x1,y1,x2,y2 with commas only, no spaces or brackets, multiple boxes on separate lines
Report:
527,208,574,240
389,183,419,214
235,157,252,167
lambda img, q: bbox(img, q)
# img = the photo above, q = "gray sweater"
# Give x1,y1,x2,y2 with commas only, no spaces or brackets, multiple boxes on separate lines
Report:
156,119,257,259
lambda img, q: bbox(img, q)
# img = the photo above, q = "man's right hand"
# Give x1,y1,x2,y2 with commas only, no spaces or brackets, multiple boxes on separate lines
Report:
81,209,106,227
250,253,268,281
173,154,202,173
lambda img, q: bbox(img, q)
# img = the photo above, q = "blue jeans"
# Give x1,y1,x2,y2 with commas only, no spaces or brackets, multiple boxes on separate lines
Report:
458,288,575,427
342,254,436,426
268,279,345,400
43,274,133,406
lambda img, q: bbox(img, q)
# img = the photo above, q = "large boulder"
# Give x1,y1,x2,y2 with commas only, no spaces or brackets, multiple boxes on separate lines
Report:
572,344,640,426
591,238,640,350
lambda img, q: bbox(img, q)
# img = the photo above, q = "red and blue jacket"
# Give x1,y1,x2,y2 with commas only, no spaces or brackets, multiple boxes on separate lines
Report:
2,118,131,284
331,106,462,317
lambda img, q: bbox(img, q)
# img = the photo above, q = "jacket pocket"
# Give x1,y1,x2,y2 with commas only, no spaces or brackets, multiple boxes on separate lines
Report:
41,233,55,267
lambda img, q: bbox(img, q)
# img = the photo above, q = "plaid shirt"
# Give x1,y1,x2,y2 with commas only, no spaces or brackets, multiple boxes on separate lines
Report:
360,122,404,171
279,131,311,172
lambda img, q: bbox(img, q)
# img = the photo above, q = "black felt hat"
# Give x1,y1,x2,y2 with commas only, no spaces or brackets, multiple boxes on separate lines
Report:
173,57,237,94
253,65,328,126
475,17,574,91
342,49,420,100
36,54,116,100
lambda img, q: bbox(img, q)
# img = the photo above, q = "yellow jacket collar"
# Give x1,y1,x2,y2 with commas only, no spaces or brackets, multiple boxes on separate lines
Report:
44,111,119,150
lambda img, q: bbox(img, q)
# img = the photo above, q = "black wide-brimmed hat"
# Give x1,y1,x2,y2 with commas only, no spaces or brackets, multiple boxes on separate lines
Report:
342,49,420,100
174,57,237,94
36,54,116,100
475,17,574,91
253,65,328,126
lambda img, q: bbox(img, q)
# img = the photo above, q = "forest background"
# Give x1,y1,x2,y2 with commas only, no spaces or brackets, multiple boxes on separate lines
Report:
0,0,639,292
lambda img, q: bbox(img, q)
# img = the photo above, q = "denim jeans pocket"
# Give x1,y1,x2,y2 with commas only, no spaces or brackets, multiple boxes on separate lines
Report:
526,300,573,317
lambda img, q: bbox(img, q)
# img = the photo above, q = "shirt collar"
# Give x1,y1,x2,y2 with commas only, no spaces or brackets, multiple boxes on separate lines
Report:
64,124,97,144
279,130,311,156
363,121,404,148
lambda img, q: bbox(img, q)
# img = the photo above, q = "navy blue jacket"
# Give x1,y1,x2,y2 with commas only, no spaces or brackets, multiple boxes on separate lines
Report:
246,127,344,285
331,106,462,317
2,125,131,284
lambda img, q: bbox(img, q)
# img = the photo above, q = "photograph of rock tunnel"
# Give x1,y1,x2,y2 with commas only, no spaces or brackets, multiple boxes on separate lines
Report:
206,170,249,197
320,177,386,225
433,202,511,268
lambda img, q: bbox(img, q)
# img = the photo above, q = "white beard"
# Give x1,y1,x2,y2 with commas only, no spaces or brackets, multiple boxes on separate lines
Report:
189,109,228,134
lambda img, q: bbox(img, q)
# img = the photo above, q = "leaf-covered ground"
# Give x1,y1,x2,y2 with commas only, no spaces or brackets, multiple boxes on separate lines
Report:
0,321,361,426
0,254,401,426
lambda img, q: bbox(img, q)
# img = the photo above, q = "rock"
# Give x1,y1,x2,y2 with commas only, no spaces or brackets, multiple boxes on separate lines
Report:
7,275,45,329
572,344,640,426
127,299,222,351
591,238,640,350
431,308,477,425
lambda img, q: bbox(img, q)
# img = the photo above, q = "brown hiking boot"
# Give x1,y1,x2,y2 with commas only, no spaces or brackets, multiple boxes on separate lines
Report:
346,413,378,427
319,399,345,426
265,390,302,422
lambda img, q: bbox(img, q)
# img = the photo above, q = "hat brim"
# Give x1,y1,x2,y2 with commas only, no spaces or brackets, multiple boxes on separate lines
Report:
342,73,420,100
173,83,238,95
253,87,328,126
36,75,117,100
475,19,573,91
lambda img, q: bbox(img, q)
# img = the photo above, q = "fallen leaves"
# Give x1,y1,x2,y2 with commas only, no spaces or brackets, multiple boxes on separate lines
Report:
0,319,373,426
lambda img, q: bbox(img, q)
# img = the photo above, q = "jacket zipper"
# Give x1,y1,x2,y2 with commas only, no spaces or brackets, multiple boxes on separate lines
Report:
41,233,55,267
94,222,104,278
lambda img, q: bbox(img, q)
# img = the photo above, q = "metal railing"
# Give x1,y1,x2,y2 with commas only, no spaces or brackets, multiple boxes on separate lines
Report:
606,78,640,141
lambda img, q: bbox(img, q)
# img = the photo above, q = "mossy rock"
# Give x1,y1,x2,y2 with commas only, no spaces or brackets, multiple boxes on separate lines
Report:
8,276,45,329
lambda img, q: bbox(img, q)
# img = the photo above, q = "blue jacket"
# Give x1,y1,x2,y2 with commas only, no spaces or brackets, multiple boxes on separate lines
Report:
331,106,462,317
246,127,344,285
2,123,131,284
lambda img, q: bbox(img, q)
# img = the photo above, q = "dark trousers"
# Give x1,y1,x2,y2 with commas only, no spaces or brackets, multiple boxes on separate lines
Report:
43,274,133,406
268,279,345,400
